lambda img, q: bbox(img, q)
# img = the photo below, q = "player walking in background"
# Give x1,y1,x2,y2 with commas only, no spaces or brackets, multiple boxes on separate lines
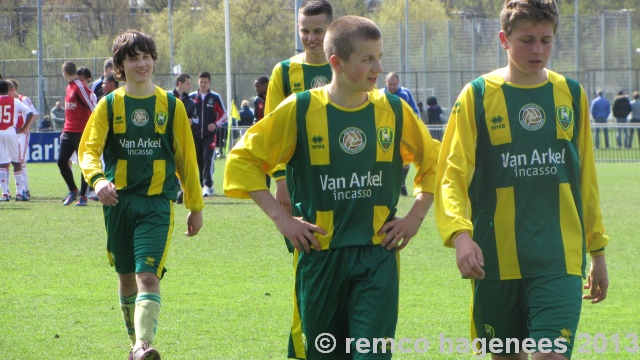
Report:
224,16,440,359
266,0,334,216
7,79,38,200
435,1,609,359
0,80,33,201
92,58,115,99
189,71,227,197
79,30,203,360
58,61,96,206
382,72,420,196
172,73,198,204
590,89,610,149
253,76,268,123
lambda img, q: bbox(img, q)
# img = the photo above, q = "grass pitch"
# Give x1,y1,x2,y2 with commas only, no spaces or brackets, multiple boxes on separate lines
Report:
0,161,637,359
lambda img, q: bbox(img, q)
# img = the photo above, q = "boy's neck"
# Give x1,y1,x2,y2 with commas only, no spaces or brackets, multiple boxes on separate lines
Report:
501,66,548,86
125,81,155,97
304,51,327,65
326,82,368,109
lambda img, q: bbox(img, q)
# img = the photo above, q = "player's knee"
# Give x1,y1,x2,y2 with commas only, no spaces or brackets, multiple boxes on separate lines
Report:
136,272,160,291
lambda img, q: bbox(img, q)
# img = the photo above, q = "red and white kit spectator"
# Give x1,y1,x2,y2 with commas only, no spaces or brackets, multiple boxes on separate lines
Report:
0,80,33,201
58,61,96,206
8,79,38,199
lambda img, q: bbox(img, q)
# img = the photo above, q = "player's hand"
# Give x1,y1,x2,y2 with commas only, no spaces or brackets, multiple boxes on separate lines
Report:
207,123,217,132
275,179,292,215
583,255,608,303
453,233,485,279
94,179,118,206
185,210,203,236
378,213,423,251
275,215,325,253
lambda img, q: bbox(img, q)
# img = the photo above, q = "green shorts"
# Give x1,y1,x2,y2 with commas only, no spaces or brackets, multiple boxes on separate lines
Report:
104,192,174,278
471,275,583,358
290,246,400,360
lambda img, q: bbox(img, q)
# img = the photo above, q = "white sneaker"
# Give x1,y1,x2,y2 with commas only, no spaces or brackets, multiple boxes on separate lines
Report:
202,186,213,197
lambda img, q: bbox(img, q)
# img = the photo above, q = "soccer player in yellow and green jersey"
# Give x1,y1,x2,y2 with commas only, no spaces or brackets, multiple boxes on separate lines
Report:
225,16,440,359
267,0,334,217
79,30,203,360
435,1,608,358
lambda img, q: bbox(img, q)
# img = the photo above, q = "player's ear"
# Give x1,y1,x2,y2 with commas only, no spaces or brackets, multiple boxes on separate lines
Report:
329,54,341,73
499,30,509,49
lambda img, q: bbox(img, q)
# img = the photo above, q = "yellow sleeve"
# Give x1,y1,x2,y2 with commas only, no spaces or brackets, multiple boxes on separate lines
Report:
264,62,289,181
576,86,609,254
79,98,109,187
172,99,205,212
224,96,299,199
434,84,478,248
398,101,441,195
265,62,285,116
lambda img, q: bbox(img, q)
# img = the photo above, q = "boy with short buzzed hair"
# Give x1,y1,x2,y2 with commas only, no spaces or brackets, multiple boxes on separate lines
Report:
225,15,440,359
435,1,609,359
79,30,203,360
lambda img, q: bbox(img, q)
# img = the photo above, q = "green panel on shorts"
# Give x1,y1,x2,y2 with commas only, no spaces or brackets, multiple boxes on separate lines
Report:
471,275,582,357
104,192,174,278
294,246,400,359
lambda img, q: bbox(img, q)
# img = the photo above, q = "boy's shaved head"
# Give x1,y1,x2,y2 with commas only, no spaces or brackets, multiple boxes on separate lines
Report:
324,16,381,62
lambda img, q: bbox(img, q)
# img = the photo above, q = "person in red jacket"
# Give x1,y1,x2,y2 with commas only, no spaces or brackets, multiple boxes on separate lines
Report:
58,61,96,206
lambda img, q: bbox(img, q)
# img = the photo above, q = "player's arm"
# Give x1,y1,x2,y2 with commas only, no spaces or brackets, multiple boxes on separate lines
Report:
378,100,440,250
16,113,33,134
264,63,285,116
172,97,204,236
14,100,33,134
77,84,96,111
576,86,609,303
213,95,227,127
78,99,118,205
23,97,39,123
224,96,298,199
434,85,485,278
250,189,323,253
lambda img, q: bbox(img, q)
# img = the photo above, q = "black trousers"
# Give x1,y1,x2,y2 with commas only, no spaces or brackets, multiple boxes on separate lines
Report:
57,132,88,196
193,136,215,188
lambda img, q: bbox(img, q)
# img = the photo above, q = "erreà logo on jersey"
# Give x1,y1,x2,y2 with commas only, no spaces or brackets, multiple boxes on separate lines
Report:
556,106,574,130
519,104,545,131
377,127,394,152
311,76,330,89
155,111,168,128
131,109,149,127
339,127,366,154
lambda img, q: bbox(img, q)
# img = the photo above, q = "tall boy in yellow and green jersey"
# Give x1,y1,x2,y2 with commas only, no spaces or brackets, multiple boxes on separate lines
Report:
438,69,607,279
224,87,440,359
436,70,608,353
265,53,332,116
266,52,332,181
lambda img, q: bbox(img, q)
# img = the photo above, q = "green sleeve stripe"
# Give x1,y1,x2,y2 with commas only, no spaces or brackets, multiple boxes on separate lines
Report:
281,59,291,97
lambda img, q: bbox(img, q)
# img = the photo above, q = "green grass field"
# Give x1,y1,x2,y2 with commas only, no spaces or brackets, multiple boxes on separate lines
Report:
0,161,638,359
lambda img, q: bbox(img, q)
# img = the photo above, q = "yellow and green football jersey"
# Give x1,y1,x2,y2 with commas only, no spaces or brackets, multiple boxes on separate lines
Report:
79,86,204,212
265,53,332,116
225,88,440,250
436,70,608,280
